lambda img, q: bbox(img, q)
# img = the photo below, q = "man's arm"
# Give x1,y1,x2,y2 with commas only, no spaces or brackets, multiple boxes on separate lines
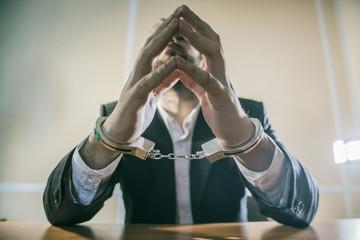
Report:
42,149,120,225
43,9,182,225
237,100,319,227
177,5,318,227
79,10,181,170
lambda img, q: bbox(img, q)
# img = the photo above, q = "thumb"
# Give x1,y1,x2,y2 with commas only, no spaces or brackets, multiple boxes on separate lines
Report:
153,69,180,96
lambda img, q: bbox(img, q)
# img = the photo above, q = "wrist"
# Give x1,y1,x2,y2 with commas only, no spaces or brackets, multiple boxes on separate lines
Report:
219,117,254,150
235,135,274,172
94,116,155,160
101,114,135,143
202,118,264,163
80,133,120,170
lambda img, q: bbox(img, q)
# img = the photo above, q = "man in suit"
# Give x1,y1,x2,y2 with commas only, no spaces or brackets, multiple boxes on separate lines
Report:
43,5,318,227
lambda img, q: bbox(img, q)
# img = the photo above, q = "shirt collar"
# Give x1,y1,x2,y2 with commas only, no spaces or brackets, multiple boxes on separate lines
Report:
157,103,201,138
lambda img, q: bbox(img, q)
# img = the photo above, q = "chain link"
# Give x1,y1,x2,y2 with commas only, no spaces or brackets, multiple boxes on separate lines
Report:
147,149,206,160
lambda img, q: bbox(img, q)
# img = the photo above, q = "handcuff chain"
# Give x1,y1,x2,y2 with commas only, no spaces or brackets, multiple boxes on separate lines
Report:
94,116,263,163
147,149,206,160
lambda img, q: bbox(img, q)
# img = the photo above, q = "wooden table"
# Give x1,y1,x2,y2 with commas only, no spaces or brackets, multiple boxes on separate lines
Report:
0,219,359,240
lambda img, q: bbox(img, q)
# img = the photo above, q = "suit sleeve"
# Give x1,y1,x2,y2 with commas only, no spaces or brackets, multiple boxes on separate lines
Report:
43,102,120,225
239,100,319,228
42,149,120,225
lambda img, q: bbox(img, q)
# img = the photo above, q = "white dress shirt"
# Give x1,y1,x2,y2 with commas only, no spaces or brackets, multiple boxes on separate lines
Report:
157,104,200,224
71,105,288,223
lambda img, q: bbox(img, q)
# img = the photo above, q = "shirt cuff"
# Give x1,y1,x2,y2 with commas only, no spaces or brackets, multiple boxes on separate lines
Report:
71,136,122,205
234,135,288,204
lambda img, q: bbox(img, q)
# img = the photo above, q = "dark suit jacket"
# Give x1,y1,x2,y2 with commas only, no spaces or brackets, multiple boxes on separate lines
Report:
43,98,318,228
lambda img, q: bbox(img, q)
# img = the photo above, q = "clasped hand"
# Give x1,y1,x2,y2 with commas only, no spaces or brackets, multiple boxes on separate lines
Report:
103,5,253,148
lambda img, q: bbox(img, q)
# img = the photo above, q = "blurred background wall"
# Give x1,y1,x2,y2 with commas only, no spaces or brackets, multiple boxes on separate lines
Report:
0,0,359,223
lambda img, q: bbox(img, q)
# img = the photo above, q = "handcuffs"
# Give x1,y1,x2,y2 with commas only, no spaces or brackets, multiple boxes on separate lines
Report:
94,116,264,163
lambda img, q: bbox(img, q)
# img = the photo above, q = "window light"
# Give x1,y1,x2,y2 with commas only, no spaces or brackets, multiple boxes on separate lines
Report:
333,138,360,164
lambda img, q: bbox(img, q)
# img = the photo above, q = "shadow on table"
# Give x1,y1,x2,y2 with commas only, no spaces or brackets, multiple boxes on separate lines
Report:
41,224,242,240
40,222,319,240
41,225,98,240
261,225,319,240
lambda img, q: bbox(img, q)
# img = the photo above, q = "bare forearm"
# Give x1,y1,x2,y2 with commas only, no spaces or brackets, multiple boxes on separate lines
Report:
79,133,120,170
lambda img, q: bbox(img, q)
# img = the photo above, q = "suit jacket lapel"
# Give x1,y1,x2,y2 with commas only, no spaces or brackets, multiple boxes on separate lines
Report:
190,110,214,222
142,110,176,222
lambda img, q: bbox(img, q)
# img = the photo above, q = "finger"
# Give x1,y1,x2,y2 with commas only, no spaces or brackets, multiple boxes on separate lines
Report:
180,5,221,45
131,18,179,83
176,56,223,95
179,18,221,59
144,7,181,46
140,18,179,64
153,70,180,96
179,19,227,84
133,57,177,96
178,71,204,99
